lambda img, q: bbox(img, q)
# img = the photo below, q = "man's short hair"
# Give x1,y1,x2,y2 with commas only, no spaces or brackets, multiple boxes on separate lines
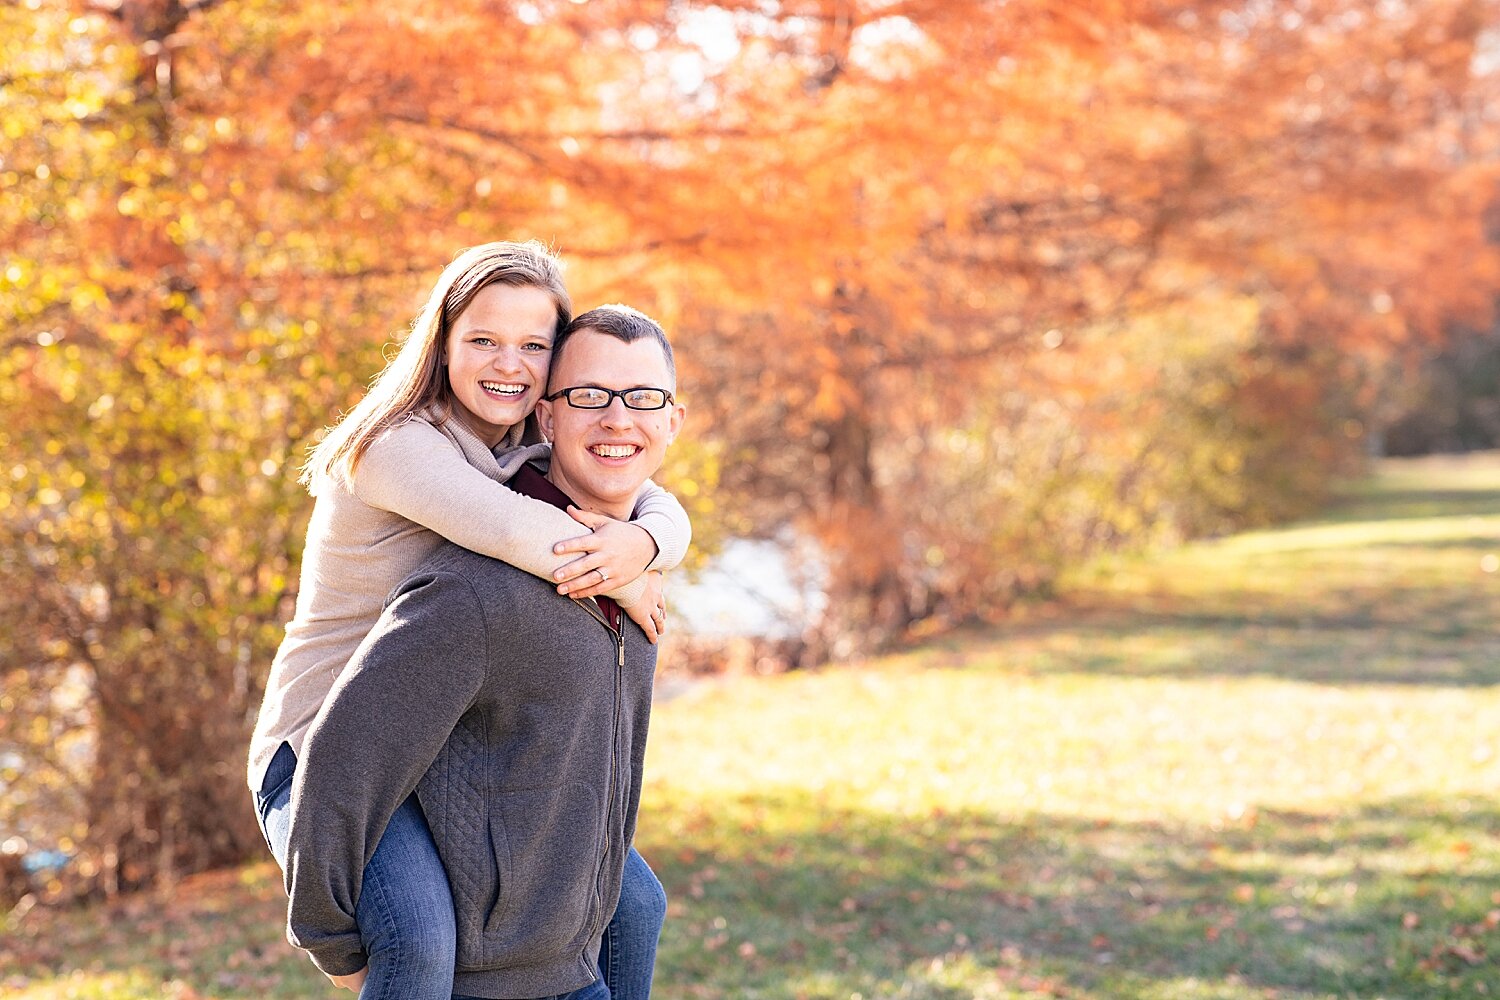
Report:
551,304,676,387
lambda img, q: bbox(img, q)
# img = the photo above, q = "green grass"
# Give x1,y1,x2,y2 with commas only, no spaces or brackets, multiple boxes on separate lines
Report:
5,453,1499,999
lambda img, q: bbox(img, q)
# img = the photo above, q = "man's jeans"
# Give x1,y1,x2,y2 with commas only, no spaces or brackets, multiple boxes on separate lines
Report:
254,742,665,1000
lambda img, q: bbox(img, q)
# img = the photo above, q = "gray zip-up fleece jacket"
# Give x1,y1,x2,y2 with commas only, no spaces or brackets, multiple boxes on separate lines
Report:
283,482,655,997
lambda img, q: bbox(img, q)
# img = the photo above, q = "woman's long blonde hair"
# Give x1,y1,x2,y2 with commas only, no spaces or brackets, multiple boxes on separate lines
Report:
301,241,571,491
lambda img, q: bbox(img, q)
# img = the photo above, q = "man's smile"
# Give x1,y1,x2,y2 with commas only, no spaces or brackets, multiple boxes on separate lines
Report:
588,443,641,460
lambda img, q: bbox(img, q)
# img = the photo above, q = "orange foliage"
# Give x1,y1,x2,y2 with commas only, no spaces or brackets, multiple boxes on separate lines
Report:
4,0,1500,881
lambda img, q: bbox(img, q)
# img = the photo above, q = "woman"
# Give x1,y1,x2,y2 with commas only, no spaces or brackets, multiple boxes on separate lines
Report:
250,241,687,998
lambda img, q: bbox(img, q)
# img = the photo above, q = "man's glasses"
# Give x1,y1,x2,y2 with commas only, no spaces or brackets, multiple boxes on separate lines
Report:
544,386,675,410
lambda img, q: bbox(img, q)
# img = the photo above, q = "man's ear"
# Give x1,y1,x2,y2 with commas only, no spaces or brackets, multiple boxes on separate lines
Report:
667,401,686,443
536,397,556,443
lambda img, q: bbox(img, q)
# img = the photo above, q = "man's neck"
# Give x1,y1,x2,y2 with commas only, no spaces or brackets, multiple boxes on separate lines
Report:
543,468,633,521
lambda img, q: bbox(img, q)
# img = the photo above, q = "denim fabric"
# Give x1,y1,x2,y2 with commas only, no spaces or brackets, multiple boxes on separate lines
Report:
255,742,457,1000
600,848,667,1000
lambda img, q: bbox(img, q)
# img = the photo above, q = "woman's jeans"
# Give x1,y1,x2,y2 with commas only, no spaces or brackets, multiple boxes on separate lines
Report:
254,742,666,1000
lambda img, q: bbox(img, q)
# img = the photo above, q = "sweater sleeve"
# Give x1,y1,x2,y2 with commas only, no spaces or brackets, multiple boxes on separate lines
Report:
283,572,488,977
351,420,651,607
632,479,692,572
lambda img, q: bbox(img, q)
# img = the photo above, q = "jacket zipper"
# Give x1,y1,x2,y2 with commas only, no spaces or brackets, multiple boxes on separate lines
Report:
579,599,626,962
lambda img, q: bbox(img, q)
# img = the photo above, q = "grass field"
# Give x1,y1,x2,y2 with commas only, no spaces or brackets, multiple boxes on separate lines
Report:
4,453,1498,999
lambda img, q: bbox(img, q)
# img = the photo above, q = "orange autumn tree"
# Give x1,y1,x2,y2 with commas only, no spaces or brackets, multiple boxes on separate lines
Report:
1,0,745,889
3,0,1498,887
0,0,711,887
0,0,392,888
551,0,1500,651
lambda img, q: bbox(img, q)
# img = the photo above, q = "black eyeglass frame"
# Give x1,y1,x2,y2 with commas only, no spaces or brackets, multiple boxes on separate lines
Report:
543,386,676,411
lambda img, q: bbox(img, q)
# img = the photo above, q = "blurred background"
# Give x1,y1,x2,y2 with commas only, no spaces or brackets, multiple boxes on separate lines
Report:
3,1,1500,997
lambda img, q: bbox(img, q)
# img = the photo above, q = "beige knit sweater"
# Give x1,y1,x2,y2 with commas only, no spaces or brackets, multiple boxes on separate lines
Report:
247,413,689,790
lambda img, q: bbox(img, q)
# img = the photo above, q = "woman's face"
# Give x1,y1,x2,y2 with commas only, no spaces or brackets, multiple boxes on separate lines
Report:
444,282,557,448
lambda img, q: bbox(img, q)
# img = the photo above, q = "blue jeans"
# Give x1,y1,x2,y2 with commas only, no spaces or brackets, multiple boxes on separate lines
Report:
254,742,665,1000
600,845,666,1000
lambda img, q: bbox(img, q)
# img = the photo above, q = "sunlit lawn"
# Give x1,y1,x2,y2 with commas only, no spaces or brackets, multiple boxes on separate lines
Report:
4,454,1499,999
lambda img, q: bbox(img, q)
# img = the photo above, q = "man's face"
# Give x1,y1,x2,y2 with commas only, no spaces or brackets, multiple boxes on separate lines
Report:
536,330,685,517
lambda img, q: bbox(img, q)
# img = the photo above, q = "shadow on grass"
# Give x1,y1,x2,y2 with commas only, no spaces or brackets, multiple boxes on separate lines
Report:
1322,488,1500,524
1249,535,1500,555
0,863,322,999
1006,571,1500,687
1037,619,1500,687
3,796,1494,1000
961,621,1500,692
644,791,1500,1000
1353,536,1499,551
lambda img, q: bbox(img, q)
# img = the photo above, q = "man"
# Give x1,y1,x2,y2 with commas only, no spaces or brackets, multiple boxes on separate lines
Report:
284,305,687,999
